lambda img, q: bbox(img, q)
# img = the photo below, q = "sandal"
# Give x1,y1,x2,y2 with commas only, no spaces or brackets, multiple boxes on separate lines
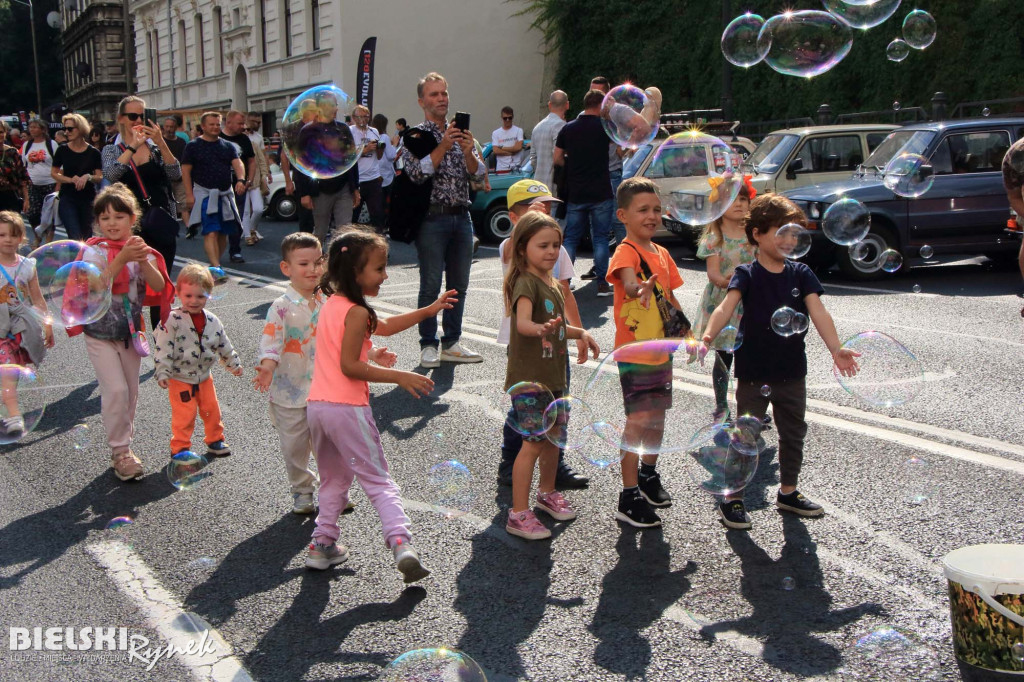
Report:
245,236,258,246
111,450,144,481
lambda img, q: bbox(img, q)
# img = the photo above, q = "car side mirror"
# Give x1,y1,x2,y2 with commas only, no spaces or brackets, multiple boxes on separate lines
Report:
917,164,934,180
786,157,804,179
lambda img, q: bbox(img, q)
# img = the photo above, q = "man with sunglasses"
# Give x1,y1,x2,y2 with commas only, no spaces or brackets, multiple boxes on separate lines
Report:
349,105,385,231
491,107,524,173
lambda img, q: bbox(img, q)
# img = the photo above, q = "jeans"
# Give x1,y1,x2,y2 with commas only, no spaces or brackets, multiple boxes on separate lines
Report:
415,211,474,348
57,193,94,241
563,198,614,280
312,188,355,247
352,177,385,231
609,170,626,246
229,192,244,257
736,378,807,488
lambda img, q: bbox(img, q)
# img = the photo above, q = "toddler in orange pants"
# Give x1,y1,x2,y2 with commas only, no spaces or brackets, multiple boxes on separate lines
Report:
154,264,242,458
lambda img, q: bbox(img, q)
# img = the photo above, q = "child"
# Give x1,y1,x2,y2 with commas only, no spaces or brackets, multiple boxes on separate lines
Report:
694,179,756,420
76,183,172,481
606,177,686,528
702,193,859,530
305,226,456,581
504,212,599,540
0,211,53,435
154,263,242,458
496,179,589,490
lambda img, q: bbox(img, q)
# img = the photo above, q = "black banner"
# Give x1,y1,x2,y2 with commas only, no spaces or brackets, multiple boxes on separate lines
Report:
357,37,377,112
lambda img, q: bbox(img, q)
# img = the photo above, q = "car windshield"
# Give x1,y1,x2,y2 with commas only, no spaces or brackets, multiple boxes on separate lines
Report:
862,130,935,171
623,143,653,179
644,144,708,179
744,134,799,174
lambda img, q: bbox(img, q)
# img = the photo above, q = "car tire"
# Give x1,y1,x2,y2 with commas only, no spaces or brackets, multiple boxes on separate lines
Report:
836,222,899,281
269,191,297,221
480,203,514,243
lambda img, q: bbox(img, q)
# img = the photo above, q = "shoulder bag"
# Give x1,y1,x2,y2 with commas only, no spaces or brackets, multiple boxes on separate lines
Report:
120,144,178,250
622,242,692,339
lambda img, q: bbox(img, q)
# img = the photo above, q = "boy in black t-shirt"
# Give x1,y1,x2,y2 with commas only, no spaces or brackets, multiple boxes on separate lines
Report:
702,194,859,530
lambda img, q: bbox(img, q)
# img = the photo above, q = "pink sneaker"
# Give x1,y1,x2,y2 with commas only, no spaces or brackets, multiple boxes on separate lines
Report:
506,509,551,540
536,490,577,521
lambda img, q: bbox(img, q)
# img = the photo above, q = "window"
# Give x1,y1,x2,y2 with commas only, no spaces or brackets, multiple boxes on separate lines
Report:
214,7,223,73
146,31,154,88
195,13,205,78
644,144,708,179
745,134,798,174
310,0,320,50
257,0,266,62
283,0,293,58
932,131,1011,175
793,135,863,173
178,20,187,81
866,133,888,152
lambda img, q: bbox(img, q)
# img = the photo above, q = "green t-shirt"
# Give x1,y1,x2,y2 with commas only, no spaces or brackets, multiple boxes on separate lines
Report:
504,273,567,392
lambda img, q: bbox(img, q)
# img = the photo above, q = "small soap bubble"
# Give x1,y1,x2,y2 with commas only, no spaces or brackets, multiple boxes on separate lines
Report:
0,364,46,445
186,557,218,571
543,395,595,450
71,423,90,450
982,107,991,117
380,648,487,682
782,576,796,591
206,267,228,302
883,152,935,198
849,242,870,262
902,9,937,50
579,422,627,469
427,460,474,519
1013,641,1024,663
822,198,871,245
713,325,743,353
918,244,933,258
167,451,211,490
771,307,796,337
721,13,769,68
879,249,904,273
600,84,659,150
775,223,812,259
791,313,809,334
503,381,555,437
105,516,134,530
280,85,363,179
893,101,902,111
886,39,910,63
760,385,771,397
791,288,800,298
905,455,936,504
912,284,921,294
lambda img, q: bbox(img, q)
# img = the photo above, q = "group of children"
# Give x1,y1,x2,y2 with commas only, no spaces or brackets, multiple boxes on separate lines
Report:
0,167,859,581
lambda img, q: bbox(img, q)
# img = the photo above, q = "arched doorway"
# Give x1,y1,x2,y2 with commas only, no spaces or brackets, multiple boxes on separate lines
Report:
233,64,248,111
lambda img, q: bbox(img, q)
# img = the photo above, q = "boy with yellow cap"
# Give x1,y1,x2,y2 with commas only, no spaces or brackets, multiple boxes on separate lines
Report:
497,179,589,489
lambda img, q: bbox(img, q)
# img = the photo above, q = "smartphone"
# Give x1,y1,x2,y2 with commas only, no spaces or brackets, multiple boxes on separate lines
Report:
454,112,470,131
144,108,158,126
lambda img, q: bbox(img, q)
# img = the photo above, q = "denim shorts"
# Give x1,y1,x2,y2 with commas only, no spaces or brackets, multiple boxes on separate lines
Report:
520,390,564,443
618,360,673,415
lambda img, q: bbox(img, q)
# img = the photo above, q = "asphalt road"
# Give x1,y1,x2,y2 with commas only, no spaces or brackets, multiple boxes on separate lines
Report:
1,217,1022,682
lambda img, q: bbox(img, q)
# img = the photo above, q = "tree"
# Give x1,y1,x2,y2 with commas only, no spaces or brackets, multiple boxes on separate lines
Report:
0,0,64,116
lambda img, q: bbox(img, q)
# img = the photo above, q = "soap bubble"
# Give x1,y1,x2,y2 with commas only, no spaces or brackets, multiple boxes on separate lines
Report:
380,648,487,682
23,240,111,325
167,451,212,490
760,385,771,397
782,576,796,591
849,242,870,261
886,39,910,62
280,84,363,180
71,423,90,450
883,152,934,198
791,288,801,297
105,516,134,530
823,0,903,30
578,422,627,469
0,364,46,445
757,10,853,78
721,13,768,68
822,198,871,245
685,417,762,496
833,331,923,407
542,395,595,450
1012,641,1024,663
206,267,228,302
892,101,902,111
982,108,991,117
918,245,933,259
427,460,474,519
600,85,659,150
771,307,796,337
791,312,809,334
902,9,936,49
912,284,921,293
904,455,936,504
656,132,742,226
711,325,743,353
775,223,812,259
879,249,903,273
503,382,555,438
854,626,922,660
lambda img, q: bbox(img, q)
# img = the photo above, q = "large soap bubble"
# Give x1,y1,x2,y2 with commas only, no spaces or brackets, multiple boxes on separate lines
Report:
685,417,763,496
722,13,769,68
280,85,363,180
653,132,742,226
775,223,812,259
22,240,111,325
823,0,903,30
757,10,853,78
380,648,487,682
0,364,46,445
822,198,871,245
426,460,474,519
542,395,594,450
883,152,934,198
833,331,923,407
902,9,936,49
601,85,659,150
503,381,555,438
167,451,212,490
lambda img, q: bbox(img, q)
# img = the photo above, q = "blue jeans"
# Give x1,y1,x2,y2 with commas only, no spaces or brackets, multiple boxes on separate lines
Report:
563,198,614,280
229,192,244,256
609,170,626,246
58,193,94,241
415,212,474,348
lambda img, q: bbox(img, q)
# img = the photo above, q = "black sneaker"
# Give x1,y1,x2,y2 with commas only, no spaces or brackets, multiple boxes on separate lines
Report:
555,463,589,489
776,490,824,517
230,254,245,263
638,471,672,507
596,282,613,297
615,489,662,528
185,224,198,239
580,267,598,281
496,461,513,486
718,500,752,530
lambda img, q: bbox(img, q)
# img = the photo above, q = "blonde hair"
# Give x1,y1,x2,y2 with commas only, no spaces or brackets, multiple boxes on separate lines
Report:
417,72,447,99
177,263,214,293
200,111,222,124
0,210,26,241
62,113,91,137
701,181,754,250
502,212,561,315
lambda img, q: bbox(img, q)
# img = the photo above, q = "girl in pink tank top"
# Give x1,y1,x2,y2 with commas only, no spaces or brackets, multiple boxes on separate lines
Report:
304,227,457,583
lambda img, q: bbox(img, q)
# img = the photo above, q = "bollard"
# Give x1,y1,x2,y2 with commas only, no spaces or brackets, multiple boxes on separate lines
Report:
931,92,948,121
816,104,833,125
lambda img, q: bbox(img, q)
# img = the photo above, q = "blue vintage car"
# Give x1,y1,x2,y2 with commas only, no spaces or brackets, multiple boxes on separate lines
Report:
784,117,1024,279
469,142,533,243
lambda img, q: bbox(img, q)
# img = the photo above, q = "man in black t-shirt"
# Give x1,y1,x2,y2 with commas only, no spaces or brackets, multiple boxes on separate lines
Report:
554,89,615,297
219,110,256,263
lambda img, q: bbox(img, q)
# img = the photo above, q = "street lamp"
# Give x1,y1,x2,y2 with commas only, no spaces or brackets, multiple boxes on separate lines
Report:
10,0,43,114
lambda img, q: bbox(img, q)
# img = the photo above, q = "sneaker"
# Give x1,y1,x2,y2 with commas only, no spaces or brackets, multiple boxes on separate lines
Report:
305,541,349,570
536,490,577,521
3,415,25,435
245,236,258,246
718,499,752,529
440,342,483,364
111,451,144,482
596,282,613,297
580,267,598,281
292,493,315,515
615,489,662,528
185,224,198,239
496,460,514,486
206,440,231,457
392,540,431,583
253,229,265,242
229,254,245,263
506,509,552,540
638,471,673,507
776,490,824,517
555,462,589,489
344,500,356,513
420,346,440,369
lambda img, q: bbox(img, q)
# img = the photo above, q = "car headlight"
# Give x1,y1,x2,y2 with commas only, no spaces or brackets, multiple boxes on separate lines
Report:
808,203,823,220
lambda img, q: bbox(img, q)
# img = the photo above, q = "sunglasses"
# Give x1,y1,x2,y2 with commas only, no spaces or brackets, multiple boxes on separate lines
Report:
123,112,144,121
502,116,513,121
62,126,77,132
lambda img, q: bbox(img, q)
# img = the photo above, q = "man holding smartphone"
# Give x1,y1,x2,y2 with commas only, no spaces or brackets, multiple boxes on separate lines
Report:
398,71,487,369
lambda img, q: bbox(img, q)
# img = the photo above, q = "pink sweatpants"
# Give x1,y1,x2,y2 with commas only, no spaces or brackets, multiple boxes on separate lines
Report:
307,401,411,548
85,335,141,455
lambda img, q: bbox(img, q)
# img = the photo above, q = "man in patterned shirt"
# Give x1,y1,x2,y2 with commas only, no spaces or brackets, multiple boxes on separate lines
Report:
399,72,487,369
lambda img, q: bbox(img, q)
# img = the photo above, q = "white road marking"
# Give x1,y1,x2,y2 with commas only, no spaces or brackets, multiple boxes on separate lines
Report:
86,541,255,682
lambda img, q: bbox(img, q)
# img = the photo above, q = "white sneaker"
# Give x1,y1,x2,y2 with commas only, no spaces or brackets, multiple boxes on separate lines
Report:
392,540,431,583
420,346,440,368
439,342,483,364
3,415,25,434
292,493,315,515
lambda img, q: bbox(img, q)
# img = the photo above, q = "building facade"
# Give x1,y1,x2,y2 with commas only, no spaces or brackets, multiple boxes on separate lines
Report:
129,0,555,139
62,0,135,122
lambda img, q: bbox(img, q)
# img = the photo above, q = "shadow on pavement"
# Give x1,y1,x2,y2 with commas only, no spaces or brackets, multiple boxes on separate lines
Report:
375,364,457,441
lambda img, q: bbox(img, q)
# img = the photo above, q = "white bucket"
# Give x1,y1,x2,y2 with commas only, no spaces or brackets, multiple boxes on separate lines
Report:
942,544,1024,680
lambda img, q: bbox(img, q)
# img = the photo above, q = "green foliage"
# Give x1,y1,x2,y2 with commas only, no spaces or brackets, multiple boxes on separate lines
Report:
520,0,1024,122
0,0,64,115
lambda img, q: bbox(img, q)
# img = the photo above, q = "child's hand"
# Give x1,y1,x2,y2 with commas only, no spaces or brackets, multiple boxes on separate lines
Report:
157,378,169,389
252,364,273,391
536,315,563,337
121,237,150,263
369,346,398,368
575,338,590,364
833,348,861,377
580,331,600,361
397,371,434,398
637,274,659,309
230,365,243,377
429,289,458,313
43,325,54,348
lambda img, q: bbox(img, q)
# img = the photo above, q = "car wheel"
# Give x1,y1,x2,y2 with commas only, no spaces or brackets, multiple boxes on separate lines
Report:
836,223,899,281
269,191,297,221
481,204,514,243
